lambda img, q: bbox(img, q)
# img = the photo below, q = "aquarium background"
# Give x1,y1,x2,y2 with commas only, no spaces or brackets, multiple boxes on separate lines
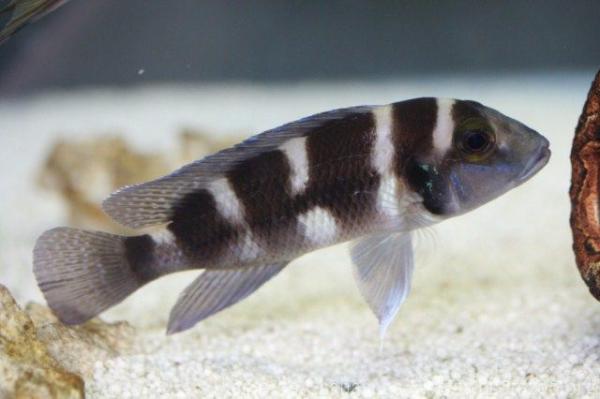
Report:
0,1,599,398
0,0,599,94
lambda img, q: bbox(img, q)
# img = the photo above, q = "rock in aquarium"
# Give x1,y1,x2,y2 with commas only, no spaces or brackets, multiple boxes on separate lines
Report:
570,69,600,301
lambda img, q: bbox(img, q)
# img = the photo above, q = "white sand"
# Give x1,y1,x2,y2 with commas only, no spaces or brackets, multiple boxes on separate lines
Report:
0,72,599,398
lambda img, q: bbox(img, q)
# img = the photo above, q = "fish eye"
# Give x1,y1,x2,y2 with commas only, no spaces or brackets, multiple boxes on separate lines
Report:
455,116,496,160
461,130,494,154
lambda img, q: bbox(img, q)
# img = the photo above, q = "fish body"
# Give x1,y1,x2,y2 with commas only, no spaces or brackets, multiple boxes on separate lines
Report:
34,98,550,334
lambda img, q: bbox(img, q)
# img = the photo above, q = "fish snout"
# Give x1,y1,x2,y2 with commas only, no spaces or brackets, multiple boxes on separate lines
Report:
516,137,551,183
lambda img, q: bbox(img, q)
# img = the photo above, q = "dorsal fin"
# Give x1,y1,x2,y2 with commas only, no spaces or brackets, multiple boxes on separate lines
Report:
102,105,372,229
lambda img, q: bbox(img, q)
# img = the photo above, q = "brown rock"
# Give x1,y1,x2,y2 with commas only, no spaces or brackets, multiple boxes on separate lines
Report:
36,130,240,232
0,284,137,398
26,303,135,378
0,285,84,399
570,69,600,301
37,135,170,233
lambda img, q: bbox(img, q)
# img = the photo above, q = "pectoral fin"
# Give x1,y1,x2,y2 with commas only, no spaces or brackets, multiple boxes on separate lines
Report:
167,262,288,334
351,232,414,336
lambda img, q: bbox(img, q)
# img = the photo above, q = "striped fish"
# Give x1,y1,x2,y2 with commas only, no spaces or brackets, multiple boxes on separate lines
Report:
33,98,551,335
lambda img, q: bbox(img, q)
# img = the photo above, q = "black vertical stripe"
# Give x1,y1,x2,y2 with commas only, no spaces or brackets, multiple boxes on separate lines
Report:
391,97,438,176
392,97,453,215
451,99,485,124
304,111,378,227
227,149,294,237
123,234,157,282
168,189,239,261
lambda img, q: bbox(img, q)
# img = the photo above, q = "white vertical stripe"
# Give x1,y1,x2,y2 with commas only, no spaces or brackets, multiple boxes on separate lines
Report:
373,105,405,230
150,229,176,245
372,105,395,175
280,137,309,195
377,173,403,222
208,178,245,223
238,232,262,262
432,98,455,155
298,206,338,246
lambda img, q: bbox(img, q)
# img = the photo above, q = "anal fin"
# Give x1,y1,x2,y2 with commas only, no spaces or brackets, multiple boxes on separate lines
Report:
351,232,414,337
167,262,288,334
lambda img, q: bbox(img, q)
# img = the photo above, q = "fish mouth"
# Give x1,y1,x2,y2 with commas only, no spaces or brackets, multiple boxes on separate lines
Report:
516,145,551,183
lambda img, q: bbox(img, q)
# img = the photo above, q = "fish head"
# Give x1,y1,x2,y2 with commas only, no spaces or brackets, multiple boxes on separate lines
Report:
406,99,551,217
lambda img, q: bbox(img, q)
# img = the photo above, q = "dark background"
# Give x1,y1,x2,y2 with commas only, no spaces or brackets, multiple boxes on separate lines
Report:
0,0,599,96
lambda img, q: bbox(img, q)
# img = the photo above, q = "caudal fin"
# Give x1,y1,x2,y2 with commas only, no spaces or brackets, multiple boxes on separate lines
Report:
33,227,149,325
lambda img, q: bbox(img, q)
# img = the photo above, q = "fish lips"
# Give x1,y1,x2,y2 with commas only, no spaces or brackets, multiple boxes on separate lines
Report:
516,143,551,184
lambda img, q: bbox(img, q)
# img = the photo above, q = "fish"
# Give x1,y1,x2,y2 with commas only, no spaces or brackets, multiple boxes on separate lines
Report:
0,0,70,45
33,97,551,335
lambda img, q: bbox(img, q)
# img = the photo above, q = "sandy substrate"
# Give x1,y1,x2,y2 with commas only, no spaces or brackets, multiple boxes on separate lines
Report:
0,72,599,398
